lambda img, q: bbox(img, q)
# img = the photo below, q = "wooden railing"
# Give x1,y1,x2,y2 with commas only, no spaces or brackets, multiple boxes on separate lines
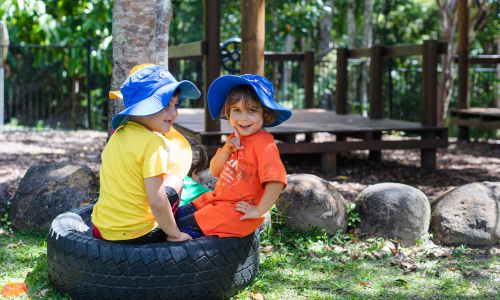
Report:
167,41,316,109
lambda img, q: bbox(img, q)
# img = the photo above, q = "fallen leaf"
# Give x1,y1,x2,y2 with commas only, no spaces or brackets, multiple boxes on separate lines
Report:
442,250,452,259
309,251,320,258
350,251,358,260
392,260,418,272
358,251,369,259
396,250,404,259
250,291,266,300
26,272,33,278
443,267,461,271
335,175,351,180
300,257,308,260
260,245,273,257
381,245,392,253
286,253,294,256
385,240,395,250
7,240,23,248
352,236,359,244
333,246,344,253
323,245,332,251
353,228,362,234
390,240,399,250
40,289,50,296
357,282,372,287
433,238,443,246
372,251,385,259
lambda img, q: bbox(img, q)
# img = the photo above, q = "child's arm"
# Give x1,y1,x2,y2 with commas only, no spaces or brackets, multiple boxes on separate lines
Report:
234,181,285,221
144,175,192,242
210,126,244,177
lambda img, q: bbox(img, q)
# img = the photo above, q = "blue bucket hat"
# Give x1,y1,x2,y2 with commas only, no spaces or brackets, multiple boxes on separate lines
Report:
207,74,292,127
111,65,201,130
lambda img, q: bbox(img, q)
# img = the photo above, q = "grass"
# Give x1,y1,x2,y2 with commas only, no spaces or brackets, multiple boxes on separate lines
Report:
1,212,500,300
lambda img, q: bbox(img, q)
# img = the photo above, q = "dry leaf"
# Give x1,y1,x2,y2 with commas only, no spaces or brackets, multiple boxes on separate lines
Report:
333,246,344,253
309,251,320,258
7,240,23,248
358,251,369,259
357,282,372,287
250,291,266,300
433,238,443,246
396,251,404,260
389,240,399,250
385,240,395,250
260,245,273,257
381,245,392,253
491,248,500,255
26,272,33,278
350,251,358,260
40,289,50,296
369,253,378,261
443,267,461,271
323,245,332,251
372,251,384,259
392,260,418,272
352,236,359,244
353,228,362,234
335,175,351,180
286,253,294,256
442,250,452,259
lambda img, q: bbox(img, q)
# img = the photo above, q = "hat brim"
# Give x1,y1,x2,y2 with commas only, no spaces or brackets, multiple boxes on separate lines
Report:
111,80,200,130
207,75,291,127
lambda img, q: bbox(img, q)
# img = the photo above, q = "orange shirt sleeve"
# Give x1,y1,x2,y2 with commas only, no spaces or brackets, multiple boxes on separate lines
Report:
257,143,287,189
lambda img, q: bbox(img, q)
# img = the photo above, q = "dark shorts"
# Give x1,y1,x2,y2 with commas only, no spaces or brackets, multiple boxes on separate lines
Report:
94,202,204,244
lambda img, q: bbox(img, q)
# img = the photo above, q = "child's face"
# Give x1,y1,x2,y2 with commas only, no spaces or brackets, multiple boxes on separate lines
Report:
229,99,264,136
141,95,179,133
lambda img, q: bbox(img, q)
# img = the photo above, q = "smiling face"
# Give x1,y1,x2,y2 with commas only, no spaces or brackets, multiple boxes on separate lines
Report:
130,95,179,133
228,99,264,136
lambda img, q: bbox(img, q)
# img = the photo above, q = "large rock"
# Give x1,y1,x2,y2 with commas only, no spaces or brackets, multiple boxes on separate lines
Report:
276,174,347,233
198,168,218,191
11,162,99,230
0,184,10,215
355,183,430,247
258,211,272,233
431,182,500,246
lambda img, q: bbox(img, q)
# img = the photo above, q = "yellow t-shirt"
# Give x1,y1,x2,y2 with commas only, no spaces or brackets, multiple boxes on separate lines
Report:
92,121,170,240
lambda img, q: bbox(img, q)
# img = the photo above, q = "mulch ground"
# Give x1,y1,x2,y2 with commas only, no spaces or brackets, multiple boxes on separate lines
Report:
1,130,500,203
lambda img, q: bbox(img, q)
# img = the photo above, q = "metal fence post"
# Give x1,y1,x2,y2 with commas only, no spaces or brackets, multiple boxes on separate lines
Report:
87,39,92,129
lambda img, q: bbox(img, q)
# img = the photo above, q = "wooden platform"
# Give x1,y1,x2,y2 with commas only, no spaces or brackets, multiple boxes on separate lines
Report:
174,109,449,176
450,108,500,130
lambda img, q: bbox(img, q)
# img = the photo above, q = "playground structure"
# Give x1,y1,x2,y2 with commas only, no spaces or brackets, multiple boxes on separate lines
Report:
167,0,451,176
453,0,500,139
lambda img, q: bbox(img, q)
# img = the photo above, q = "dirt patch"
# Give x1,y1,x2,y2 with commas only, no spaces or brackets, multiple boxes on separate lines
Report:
1,131,500,204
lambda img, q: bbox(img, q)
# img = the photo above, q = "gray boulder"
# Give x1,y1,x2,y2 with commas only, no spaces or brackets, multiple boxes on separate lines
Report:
276,174,347,234
11,162,99,230
198,168,218,191
258,211,272,233
355,183,430,247
431,182,500,246
0,184,10,215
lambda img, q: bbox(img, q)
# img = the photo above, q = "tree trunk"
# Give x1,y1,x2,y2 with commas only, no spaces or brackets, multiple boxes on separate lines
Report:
282,33,294,102
347,0,357,113
361,0,374,117
436,0,458,126
155,0,173,69
319,0,334,59
108,0,159,134
497,27,500,108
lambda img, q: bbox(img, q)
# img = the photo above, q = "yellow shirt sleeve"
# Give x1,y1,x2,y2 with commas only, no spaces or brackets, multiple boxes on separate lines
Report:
142,137,168,178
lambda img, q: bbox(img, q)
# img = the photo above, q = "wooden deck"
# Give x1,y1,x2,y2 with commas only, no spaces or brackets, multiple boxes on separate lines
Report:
173,109,448,176
450,108,500,130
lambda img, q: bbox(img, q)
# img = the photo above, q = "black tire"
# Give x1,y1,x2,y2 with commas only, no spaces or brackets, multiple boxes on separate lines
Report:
47,204,260,300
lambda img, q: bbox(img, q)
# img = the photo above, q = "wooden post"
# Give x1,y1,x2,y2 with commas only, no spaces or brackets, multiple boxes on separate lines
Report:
457,0,470,140
304,50,315,108
336,47,348,114
322,153,337,177
421,40,439,170
241,0,265,75
203,0,221,143
368,45,384,162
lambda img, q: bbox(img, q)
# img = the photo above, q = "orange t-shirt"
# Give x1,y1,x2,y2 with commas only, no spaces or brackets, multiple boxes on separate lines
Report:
193,132,287,238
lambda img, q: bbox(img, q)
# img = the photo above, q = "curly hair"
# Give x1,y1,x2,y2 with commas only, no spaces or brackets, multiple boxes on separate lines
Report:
220,85,277,126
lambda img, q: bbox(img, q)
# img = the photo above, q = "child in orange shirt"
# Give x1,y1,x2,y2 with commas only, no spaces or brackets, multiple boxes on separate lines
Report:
176,75,291,238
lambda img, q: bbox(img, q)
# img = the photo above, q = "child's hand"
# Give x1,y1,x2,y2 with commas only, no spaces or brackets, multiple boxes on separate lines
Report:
224,126,244,153
234,201,263,221
166,232,193,242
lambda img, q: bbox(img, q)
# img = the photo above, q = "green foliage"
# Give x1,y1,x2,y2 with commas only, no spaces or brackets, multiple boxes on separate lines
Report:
346,203,361,228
